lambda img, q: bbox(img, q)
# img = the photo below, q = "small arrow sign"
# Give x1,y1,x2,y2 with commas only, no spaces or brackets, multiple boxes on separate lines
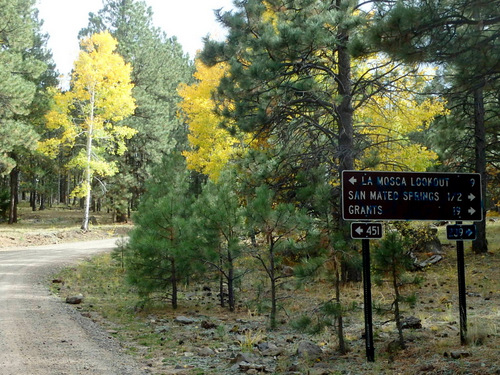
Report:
351,222,383,239
446,224,476,241
468,207,476,215
349,176,357,185
468,193,476,201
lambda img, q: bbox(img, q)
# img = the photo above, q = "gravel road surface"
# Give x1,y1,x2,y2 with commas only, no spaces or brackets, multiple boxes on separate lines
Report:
0,239,147,375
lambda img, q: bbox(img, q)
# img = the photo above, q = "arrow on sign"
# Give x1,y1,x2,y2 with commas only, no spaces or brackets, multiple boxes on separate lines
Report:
468,193,476,201
466,229,473,237
349,176,357,185
468,207,476,215
355,226,363,235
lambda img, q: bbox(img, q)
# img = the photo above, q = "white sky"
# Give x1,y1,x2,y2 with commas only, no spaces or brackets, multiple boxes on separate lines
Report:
36,0,235,83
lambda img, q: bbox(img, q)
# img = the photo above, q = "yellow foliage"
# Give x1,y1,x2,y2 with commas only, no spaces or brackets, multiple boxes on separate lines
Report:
39,31,136,198
72,31,136,123
178,59,248,181
354,57,447,171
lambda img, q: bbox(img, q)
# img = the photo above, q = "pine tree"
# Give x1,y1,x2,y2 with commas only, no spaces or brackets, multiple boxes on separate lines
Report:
373,231,421,350
246,184,309,329
193,170,246,312
126,154,199,309
293,167,356,354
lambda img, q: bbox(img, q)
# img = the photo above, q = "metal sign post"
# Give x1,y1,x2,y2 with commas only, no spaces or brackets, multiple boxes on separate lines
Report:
447,222,475,345
456,236,467,345
362,238,375,362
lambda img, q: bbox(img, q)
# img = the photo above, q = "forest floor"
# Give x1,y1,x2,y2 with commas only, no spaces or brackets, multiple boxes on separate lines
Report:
1,205,499,375
0,204,132,249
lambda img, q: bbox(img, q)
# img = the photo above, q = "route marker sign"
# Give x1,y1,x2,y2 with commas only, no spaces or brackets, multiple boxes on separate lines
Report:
446,224,476,241
351,222,383,239
342,171,482,221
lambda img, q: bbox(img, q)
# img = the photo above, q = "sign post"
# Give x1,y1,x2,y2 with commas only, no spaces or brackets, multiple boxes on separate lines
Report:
362,238,375,362
456,230,468,345
446,222,476,345
342,171,483,360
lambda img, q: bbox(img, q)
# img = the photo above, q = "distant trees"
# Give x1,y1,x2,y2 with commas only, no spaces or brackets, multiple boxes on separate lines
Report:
0,0,57,223
80,0,194,217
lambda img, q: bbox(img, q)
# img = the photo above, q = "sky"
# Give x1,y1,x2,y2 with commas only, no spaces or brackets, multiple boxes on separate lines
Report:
36,0,235,84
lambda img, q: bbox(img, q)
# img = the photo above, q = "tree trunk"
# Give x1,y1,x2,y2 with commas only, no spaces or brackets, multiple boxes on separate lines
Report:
171,258,178,310
336,4,361,282
472,84,488,253
269,244,277,329
219,253,225,308
336,20,354,174
228,249,235,312
8,166,19,224
335,260,347,354
39,194,46,211
392,265,405,349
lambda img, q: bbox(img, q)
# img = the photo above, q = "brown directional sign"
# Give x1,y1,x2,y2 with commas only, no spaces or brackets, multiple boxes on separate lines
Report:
342,171,482,221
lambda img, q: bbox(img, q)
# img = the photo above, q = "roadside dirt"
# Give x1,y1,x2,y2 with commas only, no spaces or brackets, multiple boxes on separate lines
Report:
0,239,147,375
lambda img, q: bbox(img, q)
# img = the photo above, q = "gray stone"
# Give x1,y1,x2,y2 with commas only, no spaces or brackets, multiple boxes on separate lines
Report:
154,325,170,334
402,316,422,329
450,351,471,359
296,340,322,359
230,352,258,364
257,342,283,357
174,316,197,325
65,294,83,304
195,347,215,357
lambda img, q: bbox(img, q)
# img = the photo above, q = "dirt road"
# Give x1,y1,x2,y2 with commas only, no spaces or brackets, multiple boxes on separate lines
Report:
0,239,147,375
